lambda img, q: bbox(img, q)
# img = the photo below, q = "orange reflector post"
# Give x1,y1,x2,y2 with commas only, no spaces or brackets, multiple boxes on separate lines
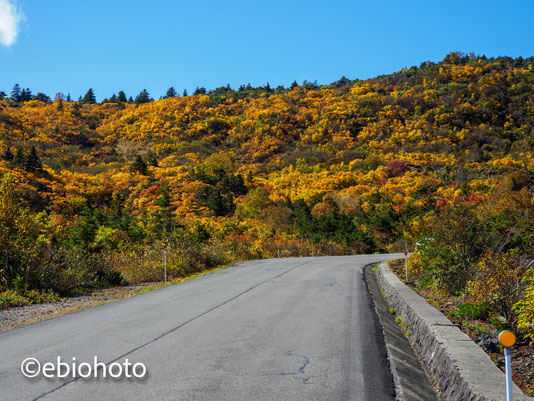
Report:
498,330,516,348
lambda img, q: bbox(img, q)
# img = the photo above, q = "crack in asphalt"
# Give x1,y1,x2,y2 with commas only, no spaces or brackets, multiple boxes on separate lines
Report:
33,260,311,400
281,350,311,384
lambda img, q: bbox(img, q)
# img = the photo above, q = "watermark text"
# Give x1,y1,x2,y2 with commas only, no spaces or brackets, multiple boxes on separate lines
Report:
21,357,146,379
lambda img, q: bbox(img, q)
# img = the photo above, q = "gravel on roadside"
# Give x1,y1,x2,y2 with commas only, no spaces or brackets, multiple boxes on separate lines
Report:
0,283,158,333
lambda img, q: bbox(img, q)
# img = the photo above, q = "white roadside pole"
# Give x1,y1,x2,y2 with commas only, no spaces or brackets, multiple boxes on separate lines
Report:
404,241,408,283
277,242,280,258
498,330,516,401
164,250,167,284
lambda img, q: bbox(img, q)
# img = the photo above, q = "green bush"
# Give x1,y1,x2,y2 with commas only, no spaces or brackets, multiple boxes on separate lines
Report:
25,289,61,304
514,269,534,342
455,302,490,320
461,321,492,336
418,243,469,294
28,245,118,294
0,289,60,308
0,290,28,308
490,316,513,332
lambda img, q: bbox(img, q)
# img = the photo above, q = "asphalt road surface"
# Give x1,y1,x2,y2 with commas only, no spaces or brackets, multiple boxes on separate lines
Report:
0,254,404,401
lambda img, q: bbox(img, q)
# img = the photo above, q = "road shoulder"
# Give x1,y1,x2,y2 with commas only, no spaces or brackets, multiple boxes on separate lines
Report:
0,265,229,333
364,264,439,401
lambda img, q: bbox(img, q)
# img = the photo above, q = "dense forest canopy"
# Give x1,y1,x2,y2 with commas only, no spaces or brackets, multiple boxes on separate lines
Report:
0,52,533,338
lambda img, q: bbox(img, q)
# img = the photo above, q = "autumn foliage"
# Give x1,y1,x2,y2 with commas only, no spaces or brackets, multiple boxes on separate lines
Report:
0,53,533,338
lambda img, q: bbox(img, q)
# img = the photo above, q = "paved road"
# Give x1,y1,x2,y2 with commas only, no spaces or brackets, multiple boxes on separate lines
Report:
0,254,403,401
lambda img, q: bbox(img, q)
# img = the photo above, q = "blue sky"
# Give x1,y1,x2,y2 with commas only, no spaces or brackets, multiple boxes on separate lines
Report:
1,0,533,101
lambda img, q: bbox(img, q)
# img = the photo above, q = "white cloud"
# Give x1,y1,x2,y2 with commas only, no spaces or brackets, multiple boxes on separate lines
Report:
0,0,25,47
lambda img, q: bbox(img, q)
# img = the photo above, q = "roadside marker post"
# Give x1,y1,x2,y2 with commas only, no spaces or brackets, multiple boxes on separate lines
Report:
277,242,280,258
404,241,408,283
164,250,167,284
498,330,516,401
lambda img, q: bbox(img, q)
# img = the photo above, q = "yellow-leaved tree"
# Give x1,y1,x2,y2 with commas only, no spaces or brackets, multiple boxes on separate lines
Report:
0,174,44,290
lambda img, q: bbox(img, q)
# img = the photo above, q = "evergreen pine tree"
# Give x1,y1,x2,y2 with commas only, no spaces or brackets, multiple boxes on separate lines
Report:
11,84,21,102
66,93,72,102
183,89,188,97
56,98,64,111
134,89,151,104
33,93,51,102
165,87,177,98
24,146,42,172
130,155,148,175
117,91,127,102
13,147,25,167
20,88,32,102
82,88,96,104
20,88,28,101
3,147,13,162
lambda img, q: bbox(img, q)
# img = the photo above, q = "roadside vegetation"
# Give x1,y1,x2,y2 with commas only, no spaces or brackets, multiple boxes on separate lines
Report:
387,169,534,394
390,250,534,394
400,177,534,342
0,52,532,340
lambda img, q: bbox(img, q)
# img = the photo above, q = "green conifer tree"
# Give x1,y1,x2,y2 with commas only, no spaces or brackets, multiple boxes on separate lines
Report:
3,147,13,162
82,88,96,104
117,91,127,102
165,87,177,98
24,146,42,172
10,84,21,102
134,89,151,104
130,155,148,175
13,147,25,168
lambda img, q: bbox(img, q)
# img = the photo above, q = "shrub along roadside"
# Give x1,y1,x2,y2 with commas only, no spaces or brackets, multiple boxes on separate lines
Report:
404,249,534,343
388,258,534,396
404,178,534,342
514,268,534,343
0,289,60,309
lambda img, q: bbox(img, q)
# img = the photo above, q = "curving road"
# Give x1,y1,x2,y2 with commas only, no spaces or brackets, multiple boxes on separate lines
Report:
0,254,404,401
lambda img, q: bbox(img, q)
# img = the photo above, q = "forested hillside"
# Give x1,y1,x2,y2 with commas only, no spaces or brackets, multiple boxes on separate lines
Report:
1,52,533,338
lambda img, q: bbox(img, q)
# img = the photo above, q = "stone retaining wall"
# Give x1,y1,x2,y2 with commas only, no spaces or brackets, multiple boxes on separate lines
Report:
376,262,533,401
